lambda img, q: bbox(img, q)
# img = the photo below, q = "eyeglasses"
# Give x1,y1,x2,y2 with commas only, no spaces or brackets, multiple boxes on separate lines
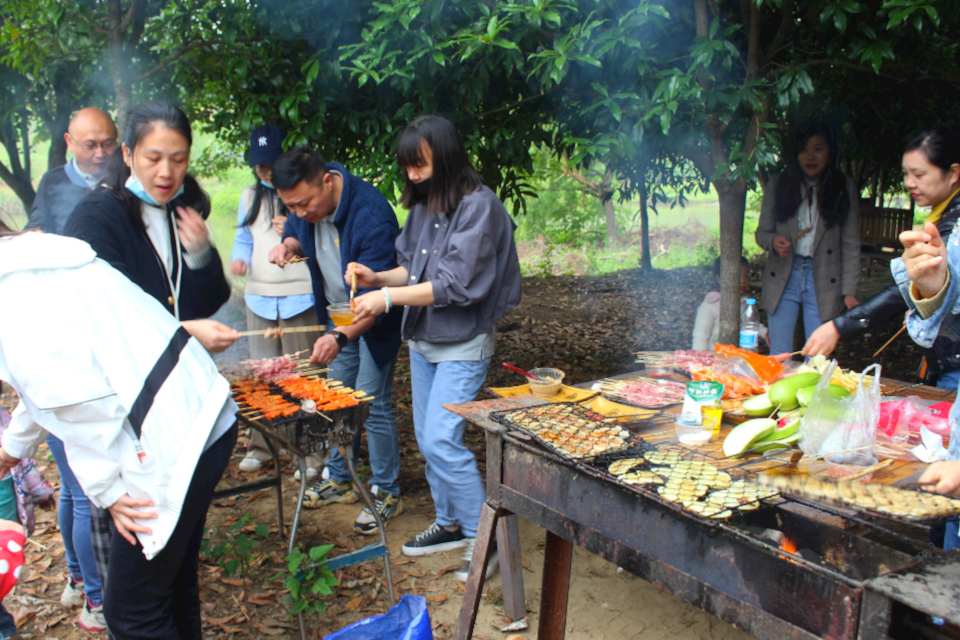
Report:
68,134,117,153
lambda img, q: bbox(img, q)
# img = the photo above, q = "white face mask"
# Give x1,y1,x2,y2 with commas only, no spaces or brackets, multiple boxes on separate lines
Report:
125,164,184,206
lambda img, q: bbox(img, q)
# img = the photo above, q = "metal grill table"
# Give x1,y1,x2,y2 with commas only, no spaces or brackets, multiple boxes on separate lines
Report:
234,401,395,640
447,381,960,640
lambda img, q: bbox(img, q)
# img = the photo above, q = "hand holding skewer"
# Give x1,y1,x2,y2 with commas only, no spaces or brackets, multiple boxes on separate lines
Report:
918,460,960,497
901,222,948,298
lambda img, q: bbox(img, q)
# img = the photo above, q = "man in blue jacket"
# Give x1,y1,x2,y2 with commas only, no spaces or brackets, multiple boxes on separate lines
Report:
26,108,117,234
269,146,403,534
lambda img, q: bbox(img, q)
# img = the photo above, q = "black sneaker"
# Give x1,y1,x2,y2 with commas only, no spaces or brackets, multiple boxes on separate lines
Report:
453,538,499,582
401,523,468,557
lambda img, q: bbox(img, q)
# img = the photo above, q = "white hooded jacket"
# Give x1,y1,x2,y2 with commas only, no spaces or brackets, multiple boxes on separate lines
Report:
0,233,235,559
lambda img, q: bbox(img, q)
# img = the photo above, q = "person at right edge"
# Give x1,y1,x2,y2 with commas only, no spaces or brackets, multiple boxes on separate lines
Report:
349,115,522,582
756,121,860,356
886,126,960,549
804,126,960,390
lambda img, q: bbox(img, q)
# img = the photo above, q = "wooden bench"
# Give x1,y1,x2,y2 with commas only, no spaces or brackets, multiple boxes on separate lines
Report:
859,205,912,276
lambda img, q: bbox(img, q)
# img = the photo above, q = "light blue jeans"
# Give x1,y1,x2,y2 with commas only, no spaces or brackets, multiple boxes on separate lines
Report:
767,256,822,355
47,435,102,606
324,333,401,497
409,351,489,537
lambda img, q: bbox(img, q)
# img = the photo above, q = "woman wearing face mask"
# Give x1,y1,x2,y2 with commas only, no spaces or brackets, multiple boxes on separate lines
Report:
348,115,522,582
62,102,239,630
803,126,960,389
756,121,861,356
229,125,322,476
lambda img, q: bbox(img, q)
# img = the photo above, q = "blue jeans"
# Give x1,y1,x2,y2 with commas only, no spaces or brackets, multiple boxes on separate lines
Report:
409,351,489,537
47,435,102,606
0,604,16,639
767,256,822,355
937,368,960,391
324,334,401,496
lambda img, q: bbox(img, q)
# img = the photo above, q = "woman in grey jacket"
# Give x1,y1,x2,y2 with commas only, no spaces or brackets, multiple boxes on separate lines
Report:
350,115,521,582
756,121,860,355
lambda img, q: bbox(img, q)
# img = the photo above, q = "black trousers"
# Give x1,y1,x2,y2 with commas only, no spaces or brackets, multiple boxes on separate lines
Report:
103,424,237,640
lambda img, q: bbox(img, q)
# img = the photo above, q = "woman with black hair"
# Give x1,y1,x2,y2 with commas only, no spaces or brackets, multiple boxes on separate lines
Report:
349,115,522,581
62,101,240,637
804,125,960,390
229,125,321,476
756,121,861,355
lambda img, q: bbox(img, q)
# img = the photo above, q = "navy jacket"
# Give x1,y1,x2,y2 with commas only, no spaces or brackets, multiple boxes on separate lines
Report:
283,162,402,365
26,162,91,234
63,189,231,321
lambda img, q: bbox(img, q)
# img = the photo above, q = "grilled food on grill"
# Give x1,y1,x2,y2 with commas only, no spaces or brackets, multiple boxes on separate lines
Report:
614,450,776,519
759,474,960,521
495,403,632,459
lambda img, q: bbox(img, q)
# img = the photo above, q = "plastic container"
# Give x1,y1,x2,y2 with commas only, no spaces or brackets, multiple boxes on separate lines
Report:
528,368,565,397
644,355,674,379
674,413,719,446
327,302,356,327
740,298,760,352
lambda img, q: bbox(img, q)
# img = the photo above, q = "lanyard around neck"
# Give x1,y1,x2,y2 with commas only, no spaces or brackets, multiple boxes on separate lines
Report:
146,205,183,320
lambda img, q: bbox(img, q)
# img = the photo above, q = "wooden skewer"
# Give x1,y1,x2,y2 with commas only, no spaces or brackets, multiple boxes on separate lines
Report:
873,325,906,358
838,458,895,483
236,325,326,338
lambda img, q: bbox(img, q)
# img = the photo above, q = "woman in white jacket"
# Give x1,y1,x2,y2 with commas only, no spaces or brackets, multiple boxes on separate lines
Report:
0,227,237,640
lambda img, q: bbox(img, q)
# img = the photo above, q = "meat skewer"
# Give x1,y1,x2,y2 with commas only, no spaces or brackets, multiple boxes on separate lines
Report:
235,324,327,338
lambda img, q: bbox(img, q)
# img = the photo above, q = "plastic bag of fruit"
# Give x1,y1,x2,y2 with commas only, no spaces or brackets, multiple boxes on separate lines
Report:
813,364,882,466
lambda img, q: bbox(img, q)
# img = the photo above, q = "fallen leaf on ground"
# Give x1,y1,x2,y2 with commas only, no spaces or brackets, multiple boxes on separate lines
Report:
426,595,447,603
344,596,364,612
220,577,252,587
437,564,460,577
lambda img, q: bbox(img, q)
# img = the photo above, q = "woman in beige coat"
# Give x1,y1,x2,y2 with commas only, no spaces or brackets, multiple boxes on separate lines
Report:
756,122,860,355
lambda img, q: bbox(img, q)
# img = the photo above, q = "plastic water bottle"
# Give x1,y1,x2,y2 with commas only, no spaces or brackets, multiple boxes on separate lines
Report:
739,298,760,352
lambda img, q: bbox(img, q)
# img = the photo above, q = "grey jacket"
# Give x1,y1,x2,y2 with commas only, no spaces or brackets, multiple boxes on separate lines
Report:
756,173,861,322
396,185,522,343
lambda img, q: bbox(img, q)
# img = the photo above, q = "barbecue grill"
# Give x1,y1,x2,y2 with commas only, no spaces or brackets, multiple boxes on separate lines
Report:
227,373,395,640
449,376,960,640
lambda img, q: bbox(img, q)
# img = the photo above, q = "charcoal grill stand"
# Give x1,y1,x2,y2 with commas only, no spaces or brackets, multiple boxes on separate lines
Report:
236,408,395,640
447,394,960,640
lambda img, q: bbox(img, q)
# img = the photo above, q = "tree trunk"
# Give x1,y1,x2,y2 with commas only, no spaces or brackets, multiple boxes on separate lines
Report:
107,0,135,133
0,120,36,213
601,168,618,246
20,113,30,183
47,125,68,171
717,182,748,344
639,182,652,271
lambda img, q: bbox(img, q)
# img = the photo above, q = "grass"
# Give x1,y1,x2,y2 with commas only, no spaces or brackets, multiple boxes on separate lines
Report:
2,130,749,277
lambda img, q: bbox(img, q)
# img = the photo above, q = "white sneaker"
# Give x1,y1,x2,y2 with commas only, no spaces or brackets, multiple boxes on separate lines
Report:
78,599,106,632
238,457,263,473
293,467,319,483
452,539,499,583
60,573,84,609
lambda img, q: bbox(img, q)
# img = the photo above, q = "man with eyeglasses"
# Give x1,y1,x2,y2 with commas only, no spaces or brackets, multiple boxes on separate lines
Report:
26,108,118,234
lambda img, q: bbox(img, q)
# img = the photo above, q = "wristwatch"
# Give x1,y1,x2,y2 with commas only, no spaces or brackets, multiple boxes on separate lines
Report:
332,331,349,350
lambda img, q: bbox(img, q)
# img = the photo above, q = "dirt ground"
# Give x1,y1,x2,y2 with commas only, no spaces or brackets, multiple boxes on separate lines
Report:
1,263,923,639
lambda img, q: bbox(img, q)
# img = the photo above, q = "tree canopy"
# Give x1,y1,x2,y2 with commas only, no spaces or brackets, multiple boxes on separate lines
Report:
3,0,960,341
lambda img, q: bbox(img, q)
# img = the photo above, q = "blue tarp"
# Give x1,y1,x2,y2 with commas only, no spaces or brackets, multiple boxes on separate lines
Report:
325,594,433,640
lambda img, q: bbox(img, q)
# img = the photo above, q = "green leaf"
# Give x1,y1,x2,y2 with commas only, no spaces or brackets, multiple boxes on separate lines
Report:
543,11,561,26
432,50,445,66
255,524,269,537
610,102,622,122
309,544,336,560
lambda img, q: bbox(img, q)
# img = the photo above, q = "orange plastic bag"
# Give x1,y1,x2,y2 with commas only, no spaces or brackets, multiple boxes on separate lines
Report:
714,344,784,383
